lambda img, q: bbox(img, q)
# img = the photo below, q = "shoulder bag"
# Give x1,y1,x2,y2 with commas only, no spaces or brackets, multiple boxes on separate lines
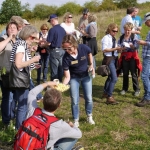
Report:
9,50,30,89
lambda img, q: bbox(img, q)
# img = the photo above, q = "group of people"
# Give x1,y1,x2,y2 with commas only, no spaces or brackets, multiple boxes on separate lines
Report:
0,6,150,149
101,7,150,108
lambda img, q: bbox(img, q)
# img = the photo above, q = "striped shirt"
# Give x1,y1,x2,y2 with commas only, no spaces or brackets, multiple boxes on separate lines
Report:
10,38,34,69
142,31,150,58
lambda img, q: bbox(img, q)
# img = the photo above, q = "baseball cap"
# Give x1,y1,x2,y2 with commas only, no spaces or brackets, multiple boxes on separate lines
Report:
83,8,89,14
23,19,30,25
143,12,150,23
47,14,58,22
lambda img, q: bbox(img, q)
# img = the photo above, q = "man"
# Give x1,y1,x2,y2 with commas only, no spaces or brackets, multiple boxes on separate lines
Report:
136,12,150,107
26,82,82,149
132,7,142,52
78,8,89,44
120,7,140,35
46,14,66,82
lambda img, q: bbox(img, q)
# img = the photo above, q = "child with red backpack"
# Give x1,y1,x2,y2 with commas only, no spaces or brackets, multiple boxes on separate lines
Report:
14,81,82,150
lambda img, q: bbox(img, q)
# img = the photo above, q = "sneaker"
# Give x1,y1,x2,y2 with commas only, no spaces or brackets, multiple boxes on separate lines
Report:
134,91,140,97
87,115,95,125
74,121,79,128
120,90,126,95
136,99,150,107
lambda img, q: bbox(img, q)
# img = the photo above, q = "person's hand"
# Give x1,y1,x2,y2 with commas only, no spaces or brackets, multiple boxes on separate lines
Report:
34,63,41,69
32,55,41,62
30,45,38,52
116,47,123,53
68,121,74,127
8,33,15,40
129,43,135,49
47,81,59,87
39,40,48,48
137,40,147,45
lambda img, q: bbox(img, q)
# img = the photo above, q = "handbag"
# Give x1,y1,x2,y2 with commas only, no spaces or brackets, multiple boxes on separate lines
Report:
9,51,30,89
97,65,110,77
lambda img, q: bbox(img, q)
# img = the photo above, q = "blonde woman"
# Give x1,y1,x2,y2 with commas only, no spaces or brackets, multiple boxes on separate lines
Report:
101,23,123,104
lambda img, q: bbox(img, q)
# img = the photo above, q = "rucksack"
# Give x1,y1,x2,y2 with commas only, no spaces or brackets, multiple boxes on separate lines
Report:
14,108,58,150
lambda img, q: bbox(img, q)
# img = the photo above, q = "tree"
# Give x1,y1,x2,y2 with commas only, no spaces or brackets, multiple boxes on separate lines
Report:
115,0,137,8
32,4,57,19
84,0,101,12
0,0,22,24
99,0,117,11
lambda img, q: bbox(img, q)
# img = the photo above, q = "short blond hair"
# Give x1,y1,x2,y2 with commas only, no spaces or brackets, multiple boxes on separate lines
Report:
124,22,134,30
88,14,97,23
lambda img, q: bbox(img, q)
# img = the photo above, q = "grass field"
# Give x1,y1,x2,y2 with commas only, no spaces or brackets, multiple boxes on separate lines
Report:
0,7,150,150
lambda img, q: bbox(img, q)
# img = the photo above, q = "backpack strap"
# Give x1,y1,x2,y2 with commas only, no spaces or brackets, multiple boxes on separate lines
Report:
119,33,135,44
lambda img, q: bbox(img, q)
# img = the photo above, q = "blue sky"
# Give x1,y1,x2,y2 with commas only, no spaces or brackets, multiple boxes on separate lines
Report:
0,0,149,9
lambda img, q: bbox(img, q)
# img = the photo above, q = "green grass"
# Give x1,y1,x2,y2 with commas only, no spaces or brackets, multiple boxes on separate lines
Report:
1,7,150,150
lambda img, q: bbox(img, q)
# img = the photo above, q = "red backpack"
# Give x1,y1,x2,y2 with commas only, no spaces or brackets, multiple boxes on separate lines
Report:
14,108,58,150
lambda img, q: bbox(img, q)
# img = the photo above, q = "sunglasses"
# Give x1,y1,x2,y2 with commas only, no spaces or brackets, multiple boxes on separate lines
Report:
30,36,37,40
68,16,73,18
42,29,48,30
112,30,118,33
63,47,73,51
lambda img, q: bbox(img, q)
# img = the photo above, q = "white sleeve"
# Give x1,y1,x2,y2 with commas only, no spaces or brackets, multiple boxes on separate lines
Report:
16,45,25,53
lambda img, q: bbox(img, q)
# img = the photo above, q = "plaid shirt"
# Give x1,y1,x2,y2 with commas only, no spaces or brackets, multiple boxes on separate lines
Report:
142,31,150,58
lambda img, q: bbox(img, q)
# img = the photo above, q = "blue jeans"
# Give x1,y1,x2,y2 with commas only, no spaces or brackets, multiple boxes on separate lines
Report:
49,48,65,82
37,53,49,83
30,79,43,100
0,80,15,124
141,56,150,100
14,89,29,129
54,138,78,150
70,76,93,120
104,59,118,97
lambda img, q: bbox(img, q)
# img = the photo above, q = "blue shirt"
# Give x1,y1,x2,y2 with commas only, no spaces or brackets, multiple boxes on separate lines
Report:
47,24,66,49
142,31,150,58
63,44,91,78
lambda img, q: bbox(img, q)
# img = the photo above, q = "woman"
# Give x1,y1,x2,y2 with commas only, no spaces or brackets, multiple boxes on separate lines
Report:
10,25,40,129
101,23,123,104
118,22,142,96
36,23,49,84
0,22,18,128
60,12,80,40
80,14,98,69
62,34,95,127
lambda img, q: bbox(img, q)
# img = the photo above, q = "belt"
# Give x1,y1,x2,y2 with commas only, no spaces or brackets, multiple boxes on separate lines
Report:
50,47,60,50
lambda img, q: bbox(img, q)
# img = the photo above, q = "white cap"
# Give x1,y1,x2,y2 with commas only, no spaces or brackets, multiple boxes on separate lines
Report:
143,12,150,23
23,19,30,25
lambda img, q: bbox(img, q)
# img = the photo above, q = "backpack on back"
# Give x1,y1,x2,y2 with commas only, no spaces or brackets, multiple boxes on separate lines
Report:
14,108,58,150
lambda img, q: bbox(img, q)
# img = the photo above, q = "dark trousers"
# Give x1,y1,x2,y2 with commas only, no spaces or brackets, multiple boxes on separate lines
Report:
122,57,140,92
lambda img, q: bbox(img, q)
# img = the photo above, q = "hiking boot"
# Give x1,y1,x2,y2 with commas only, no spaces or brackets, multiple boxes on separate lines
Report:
101,92,108,99
120,90,126,95
134,91,140,97
106,97,119,105
136,99,150,107
87,115,95,125
74,120,79,128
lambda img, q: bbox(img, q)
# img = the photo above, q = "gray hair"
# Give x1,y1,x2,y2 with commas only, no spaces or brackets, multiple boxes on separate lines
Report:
19,25,38,40
10,16,24,27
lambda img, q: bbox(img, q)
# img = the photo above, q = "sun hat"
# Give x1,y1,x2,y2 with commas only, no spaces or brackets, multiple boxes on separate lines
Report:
47,14,58,22
143,12,150,23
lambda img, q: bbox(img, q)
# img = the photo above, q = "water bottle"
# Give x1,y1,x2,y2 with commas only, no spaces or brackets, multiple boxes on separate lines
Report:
88,69,95,79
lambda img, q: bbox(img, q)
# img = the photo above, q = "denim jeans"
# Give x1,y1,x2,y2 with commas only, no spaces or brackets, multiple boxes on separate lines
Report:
141,56,150,100
37,53,49,84
54,138,78,150
30,79,43,100
49,48,65,82
0,80,15,124
70,75,93,120
14,88,29,129
122,57,140,92
104,59,118,97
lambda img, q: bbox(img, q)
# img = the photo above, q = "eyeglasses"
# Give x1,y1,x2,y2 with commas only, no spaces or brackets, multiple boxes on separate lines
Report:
112,30,118,33
68,16,73,18
63,47,73,51
42,29,48,30
30,36,37,40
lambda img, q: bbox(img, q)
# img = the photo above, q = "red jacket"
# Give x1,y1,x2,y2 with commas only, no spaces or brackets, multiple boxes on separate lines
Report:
118,51,142,77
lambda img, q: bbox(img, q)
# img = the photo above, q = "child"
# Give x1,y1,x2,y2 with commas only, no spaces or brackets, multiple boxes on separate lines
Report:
27,81,82,150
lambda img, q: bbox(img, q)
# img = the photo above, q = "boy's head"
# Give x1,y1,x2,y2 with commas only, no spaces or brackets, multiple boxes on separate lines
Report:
43,88,62,112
